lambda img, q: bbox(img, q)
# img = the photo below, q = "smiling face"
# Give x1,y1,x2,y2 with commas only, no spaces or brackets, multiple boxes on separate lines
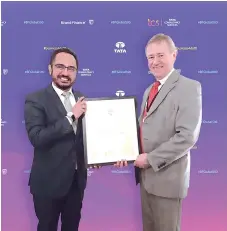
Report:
146,40,177,80
48,52,78,91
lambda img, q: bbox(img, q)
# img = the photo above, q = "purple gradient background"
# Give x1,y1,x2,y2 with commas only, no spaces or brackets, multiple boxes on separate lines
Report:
1,2,227,231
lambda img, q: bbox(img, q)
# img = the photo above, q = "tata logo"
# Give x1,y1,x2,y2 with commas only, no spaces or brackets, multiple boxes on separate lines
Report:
114,42,127,53
2,169,7,175
1,20,6,26
1,119,7,126
148,19,162,26
89,19,94,25
3,69,8,75
116,90,125,97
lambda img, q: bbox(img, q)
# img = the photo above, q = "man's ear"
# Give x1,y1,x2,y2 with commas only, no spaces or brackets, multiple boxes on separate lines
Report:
48,64,52,75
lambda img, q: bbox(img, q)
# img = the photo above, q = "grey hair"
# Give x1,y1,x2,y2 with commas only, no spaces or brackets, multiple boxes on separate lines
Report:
145,33,177,52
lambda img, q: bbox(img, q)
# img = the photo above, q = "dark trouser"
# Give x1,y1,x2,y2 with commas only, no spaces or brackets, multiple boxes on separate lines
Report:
140,182,182,231
33,171,84,231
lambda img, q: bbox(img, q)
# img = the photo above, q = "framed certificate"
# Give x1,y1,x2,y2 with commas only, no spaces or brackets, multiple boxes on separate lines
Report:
82,96,140,167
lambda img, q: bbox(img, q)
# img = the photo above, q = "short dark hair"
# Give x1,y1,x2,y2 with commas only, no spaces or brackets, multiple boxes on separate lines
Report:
49,47,79,68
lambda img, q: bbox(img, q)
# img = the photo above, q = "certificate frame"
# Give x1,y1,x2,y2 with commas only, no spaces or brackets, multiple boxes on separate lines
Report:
82,96,140,167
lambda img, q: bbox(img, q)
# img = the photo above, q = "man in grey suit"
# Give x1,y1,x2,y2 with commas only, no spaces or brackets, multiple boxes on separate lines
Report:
115,33,202,231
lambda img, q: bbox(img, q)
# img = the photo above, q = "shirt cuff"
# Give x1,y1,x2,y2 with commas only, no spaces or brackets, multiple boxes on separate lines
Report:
66,115,73,125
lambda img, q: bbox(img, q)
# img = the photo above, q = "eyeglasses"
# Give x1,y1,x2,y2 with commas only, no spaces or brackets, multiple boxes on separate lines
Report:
54,64,77,72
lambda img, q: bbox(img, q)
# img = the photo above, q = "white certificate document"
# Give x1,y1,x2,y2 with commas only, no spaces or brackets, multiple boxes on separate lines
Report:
82,97,139,165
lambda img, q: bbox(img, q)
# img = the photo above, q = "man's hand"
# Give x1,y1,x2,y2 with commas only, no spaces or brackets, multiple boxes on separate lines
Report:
114,160,128,168
134,153,149,169
89,165,102,169
72,97,87,119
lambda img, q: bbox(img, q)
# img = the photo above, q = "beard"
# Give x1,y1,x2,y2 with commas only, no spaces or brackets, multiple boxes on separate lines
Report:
54,75,73,90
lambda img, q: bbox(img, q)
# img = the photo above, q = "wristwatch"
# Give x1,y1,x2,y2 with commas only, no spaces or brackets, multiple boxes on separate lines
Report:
67,112,76,122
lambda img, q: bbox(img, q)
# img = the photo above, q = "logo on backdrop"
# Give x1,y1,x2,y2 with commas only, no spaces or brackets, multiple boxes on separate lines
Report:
110,20,131,24
89,19,94,25
148,18,180,27
2,69,8,75
1,119,7,126
198,70,218,74
148,69,181,75
112,70,131,75
25,70,45,74
1,20,6,26
44,46,67,50
111,166,132,174
24,169,31,174
198,169,219,174
148,19,162,26
87,169,94,176
114,42,127,54
164,18,180,26
202,120,218,124
116,90,125,97
24,21,44,24
198,20,218,25
2,169,7,175
78,68,94,77
61,20,86,25
177,46,197,51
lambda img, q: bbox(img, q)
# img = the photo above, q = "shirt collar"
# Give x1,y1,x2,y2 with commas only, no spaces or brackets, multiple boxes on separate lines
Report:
159,68,174,86
52,82,73,97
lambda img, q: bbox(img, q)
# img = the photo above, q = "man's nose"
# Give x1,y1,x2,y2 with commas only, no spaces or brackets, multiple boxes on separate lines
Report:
62,67,69,75
153,56,159,65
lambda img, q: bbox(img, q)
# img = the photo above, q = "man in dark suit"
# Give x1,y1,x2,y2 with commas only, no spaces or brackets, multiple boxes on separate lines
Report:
24,48,87,231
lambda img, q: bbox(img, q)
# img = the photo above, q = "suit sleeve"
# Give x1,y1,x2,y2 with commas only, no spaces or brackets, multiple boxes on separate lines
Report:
147,81,202,172
24,95,74,148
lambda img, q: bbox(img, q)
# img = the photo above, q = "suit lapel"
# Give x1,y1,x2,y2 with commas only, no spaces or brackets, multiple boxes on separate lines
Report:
141,84,153,116
146,70,179,117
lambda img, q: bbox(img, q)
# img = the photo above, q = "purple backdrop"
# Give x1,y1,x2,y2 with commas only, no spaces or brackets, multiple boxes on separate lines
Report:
1,1,227,231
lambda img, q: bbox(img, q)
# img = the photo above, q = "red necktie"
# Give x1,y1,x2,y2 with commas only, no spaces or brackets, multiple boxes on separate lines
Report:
140,81,160,153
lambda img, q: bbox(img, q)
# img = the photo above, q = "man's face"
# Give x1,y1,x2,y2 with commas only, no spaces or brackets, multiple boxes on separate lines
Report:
48,52,77,90
146,41,177,80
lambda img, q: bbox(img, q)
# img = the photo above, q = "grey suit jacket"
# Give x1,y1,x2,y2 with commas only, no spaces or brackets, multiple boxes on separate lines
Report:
139,70,202,199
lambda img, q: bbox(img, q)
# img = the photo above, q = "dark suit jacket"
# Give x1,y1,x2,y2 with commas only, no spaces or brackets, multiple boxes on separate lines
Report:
24,84,87,198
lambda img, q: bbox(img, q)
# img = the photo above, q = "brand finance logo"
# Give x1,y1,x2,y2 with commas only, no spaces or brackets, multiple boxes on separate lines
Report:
89,19,94,25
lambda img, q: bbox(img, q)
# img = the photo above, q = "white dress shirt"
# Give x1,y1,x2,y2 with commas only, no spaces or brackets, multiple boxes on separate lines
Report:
52,82,78,169
52,82,76,125
158,68,174,91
